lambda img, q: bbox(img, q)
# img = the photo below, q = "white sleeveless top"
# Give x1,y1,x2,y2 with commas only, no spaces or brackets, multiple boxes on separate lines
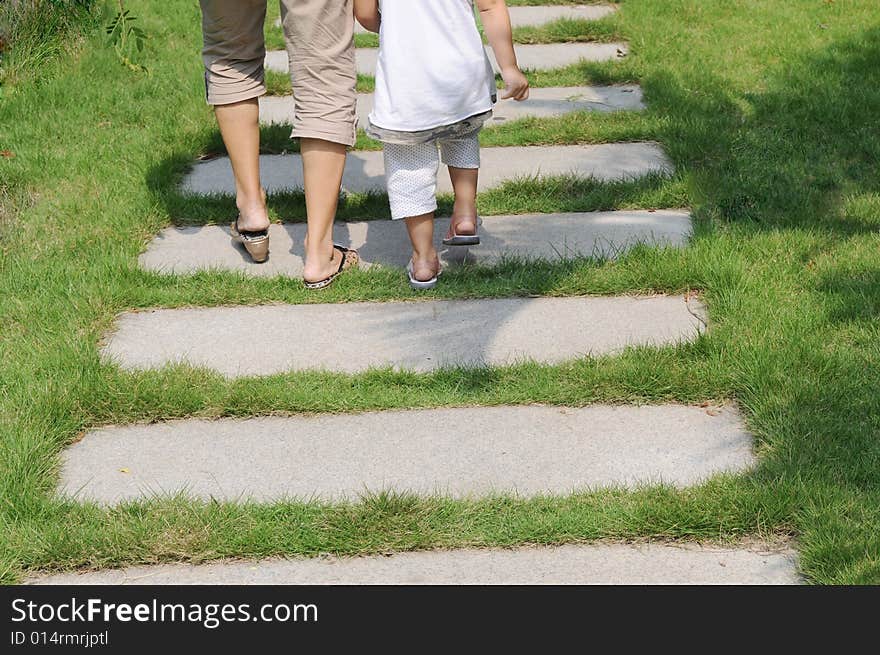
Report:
369,0,496,133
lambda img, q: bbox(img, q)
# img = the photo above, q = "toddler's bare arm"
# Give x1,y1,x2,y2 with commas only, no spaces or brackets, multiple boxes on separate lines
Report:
354,0,380,33
476,0,529,100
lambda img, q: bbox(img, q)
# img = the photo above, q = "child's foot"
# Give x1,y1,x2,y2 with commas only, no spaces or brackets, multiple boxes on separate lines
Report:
443,215,480,246
407,254,441,290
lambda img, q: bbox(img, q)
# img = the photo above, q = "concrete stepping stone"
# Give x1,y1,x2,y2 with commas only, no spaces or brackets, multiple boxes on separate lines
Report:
29,543,799,585
140,210,691,278
353,4,618,33
486,42,627,73
264,43,627,76
57,404,753,504
259,86,644,128
182,143,672,197
272,5,618,33
101,295,705,376
493,4,618,29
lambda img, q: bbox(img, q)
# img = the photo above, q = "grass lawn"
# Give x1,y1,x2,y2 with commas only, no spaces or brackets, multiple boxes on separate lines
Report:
1,0,879,584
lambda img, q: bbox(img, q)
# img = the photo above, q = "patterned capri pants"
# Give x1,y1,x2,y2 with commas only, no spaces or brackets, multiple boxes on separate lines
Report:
382,133,481,220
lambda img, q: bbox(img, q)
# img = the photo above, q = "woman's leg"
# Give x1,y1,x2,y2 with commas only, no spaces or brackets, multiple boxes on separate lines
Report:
281,0,359,282
300,138,348,283
200,0,270,233
214,100,269,231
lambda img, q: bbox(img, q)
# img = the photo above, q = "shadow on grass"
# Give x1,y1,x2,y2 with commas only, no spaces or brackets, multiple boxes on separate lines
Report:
817,271,880,323
651,28,880,233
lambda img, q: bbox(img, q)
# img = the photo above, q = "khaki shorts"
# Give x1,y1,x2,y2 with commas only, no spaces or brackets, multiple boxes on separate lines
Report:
200,0,357,146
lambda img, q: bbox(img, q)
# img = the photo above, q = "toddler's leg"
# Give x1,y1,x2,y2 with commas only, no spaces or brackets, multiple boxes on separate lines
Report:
440,132,481,241
382,141,442,284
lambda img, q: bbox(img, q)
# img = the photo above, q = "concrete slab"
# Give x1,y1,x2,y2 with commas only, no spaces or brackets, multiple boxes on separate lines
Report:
259,86,645,128
29,543,799,585
100,295,705,376
264,43,627,76
499,4,618,29
486,42,627,73
181,143,673,196
140,210,692,278
276,5,618,34
57,404,753,504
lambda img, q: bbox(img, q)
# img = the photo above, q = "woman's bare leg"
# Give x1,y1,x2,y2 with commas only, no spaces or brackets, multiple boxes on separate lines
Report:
214,98,270,232
300,138,349,283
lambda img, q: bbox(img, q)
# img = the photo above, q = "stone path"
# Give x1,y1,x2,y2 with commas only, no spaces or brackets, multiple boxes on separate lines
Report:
264,43,627,76
43,7,796,586
58,405,752,503
259,85,645,128
183,143,672,196
141,210,692,277
30,544,799,585
491,4,618,29
274,4,619,34
101,295,705,376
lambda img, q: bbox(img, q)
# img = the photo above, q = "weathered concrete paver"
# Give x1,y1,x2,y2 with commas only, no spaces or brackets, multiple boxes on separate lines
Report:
182,143,672,196
485,42,626,73
276,5,618,33
140,210,692,277
57,404,752,503
258,85,645,127
495,4,618,28
101,295,705,376
264,43,627,76
29,543,799,585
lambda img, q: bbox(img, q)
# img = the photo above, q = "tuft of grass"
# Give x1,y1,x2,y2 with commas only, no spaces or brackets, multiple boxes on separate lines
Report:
0,0,99,91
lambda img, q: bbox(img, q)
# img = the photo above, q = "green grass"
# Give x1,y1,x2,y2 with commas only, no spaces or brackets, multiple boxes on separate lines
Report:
2,0,880,584
263,1,626,93
263,0,622,50
0,0,99,92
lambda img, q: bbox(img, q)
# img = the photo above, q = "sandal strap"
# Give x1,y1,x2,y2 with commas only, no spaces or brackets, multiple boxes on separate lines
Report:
332,244,349,273
234,217,269,239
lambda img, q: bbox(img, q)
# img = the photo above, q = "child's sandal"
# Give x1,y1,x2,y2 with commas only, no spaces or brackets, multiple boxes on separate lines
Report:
407,258,441,290
442,216,481,246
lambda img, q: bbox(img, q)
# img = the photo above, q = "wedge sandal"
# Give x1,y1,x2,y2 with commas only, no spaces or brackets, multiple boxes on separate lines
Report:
230,217,270,263
303,244,360,290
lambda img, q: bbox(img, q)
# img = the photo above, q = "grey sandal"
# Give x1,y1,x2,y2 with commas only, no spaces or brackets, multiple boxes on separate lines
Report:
442,216,480,246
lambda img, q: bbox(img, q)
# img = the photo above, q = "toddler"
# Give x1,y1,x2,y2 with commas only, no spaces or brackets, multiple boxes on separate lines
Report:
354,0,529,289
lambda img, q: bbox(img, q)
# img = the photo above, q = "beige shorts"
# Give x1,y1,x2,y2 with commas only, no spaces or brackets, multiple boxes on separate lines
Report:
200,0,357,146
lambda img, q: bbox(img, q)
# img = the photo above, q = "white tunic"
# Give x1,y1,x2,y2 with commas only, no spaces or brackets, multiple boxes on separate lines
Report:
369,0,496,133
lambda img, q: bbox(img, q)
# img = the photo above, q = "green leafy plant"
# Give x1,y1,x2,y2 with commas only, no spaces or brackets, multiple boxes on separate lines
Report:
105,1,147,72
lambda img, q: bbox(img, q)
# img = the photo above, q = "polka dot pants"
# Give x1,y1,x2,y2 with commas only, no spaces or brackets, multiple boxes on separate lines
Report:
382,134,481,220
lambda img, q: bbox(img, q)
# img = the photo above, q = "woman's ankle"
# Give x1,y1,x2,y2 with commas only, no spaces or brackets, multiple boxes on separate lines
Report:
236,193,269,230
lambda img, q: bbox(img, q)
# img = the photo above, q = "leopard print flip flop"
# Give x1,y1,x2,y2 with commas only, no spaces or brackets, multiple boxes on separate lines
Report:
303,245,359,290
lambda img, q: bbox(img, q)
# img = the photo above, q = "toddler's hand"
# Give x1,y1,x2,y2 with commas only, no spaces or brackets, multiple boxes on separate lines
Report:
500,67,529,101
